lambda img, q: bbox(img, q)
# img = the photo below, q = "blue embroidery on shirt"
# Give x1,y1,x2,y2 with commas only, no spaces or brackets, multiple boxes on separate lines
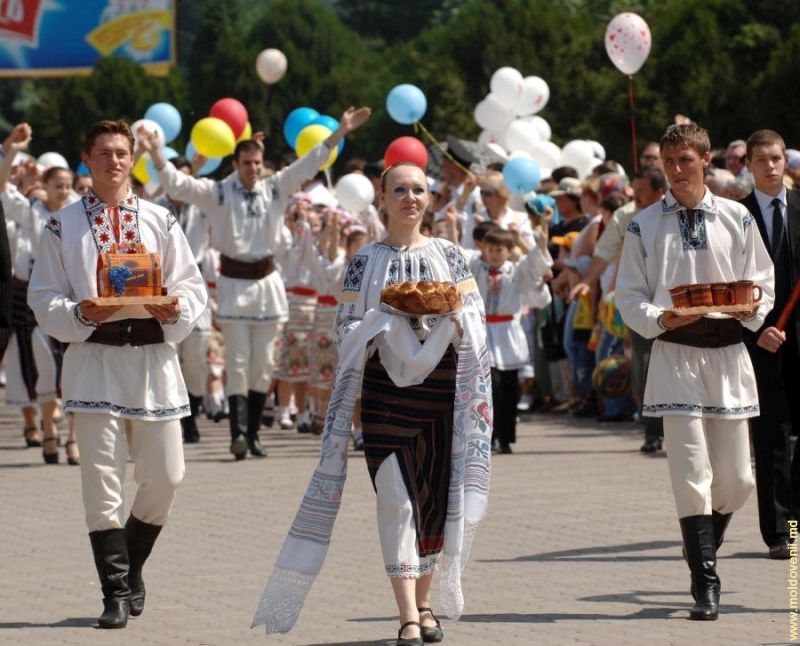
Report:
677,209,708,250
446,245,471,282
627,221,641,237
343,254,368,292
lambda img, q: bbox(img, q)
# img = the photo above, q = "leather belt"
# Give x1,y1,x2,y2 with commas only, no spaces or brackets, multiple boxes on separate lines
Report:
86,318,165,346
658,317,742,348
219,254,275,280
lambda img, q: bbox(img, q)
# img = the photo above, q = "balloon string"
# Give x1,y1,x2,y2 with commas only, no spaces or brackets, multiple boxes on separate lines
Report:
413,121,472,175
629,75,638,174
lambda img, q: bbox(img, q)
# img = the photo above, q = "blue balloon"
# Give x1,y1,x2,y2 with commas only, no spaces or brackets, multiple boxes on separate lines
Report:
76,161,90,176
310,115,344,155
386,84,427,125
144,103,182,144
502,157,541,195
283,107,320,149
185,141,223,176
162,146,179,160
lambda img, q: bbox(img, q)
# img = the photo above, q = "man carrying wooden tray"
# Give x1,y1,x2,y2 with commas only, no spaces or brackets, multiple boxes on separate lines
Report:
616,123,774,621
28,120,208,629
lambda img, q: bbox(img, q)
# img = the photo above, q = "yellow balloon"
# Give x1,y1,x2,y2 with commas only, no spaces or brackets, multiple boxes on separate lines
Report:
132,155,150,183
191,117,236,158
237,121,253,143
295,124,338,169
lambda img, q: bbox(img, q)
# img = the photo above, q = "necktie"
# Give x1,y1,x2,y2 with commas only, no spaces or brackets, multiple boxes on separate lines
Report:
771,197,784,254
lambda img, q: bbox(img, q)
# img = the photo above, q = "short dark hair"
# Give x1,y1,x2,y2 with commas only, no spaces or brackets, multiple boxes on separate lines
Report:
472,220,500,242
551,166,579,182
84,120,134,155
600,193,628,214
746,129,786,159
171,155,191,171
633,167,668,193
483,227,515,250
660,123,710,156
233,139,263,161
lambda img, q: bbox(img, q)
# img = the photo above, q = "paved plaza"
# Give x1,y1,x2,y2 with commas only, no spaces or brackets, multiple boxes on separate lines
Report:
0,398,792,646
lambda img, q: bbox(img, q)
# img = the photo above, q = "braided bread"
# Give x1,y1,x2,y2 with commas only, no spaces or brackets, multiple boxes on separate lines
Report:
380,280,461,315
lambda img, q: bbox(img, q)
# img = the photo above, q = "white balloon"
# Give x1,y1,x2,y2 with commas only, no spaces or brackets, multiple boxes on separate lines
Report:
334,173,375,213
36,151,69,170
587,140,606,161
256,48,288,84
508,150,533,160
528,141,561,169
131,118,165,148
605,12,652,75
490,67,524,109
477,128,504,147
502,119,542,156
473,94,515,132
515,76,550,116
521,115,551,142
560,140,596,178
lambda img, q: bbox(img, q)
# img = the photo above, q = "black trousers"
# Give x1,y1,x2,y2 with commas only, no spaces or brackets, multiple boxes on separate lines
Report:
748,337,800,547
491,367,519,445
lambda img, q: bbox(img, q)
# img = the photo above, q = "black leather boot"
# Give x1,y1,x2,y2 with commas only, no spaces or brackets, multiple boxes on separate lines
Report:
712,510,732,551
89,528,130,629
125,516,162,617
246,390,268,457
228,395,248,460
181,395,202,443
679,515,720,620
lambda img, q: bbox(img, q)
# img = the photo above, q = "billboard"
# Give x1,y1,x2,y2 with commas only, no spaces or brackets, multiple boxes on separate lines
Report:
0,0,175,77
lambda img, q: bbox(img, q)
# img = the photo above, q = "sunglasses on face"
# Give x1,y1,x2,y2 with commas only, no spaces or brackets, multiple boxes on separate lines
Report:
480,189,496,197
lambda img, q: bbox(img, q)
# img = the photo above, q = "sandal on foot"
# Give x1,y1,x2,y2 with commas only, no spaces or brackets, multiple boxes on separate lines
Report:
418,607,444,643
42,437,60,464
23,426,42,447
397,620,423,646
65,440,80,466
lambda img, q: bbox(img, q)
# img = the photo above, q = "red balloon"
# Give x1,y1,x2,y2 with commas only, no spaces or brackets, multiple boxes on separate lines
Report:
210,98,249,139
384,136,428,169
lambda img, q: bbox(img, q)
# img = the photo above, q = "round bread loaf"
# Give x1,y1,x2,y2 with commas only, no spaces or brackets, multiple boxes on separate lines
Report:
380,280,461,314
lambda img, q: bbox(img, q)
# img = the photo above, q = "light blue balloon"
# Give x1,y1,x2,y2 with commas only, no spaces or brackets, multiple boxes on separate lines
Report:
386,84,427,125
283,107,320,149
162,146,179,160
310,115,344,155
76,161,90,176
502,157,541,195
144,102,182,144
185,141,223,176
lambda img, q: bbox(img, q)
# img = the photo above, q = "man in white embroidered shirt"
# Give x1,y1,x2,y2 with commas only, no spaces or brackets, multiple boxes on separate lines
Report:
140,106,371,461
28,120,208,629
616,123,774,622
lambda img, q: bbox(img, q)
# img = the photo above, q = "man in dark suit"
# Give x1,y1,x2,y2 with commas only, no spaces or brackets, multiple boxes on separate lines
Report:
741,129,800,560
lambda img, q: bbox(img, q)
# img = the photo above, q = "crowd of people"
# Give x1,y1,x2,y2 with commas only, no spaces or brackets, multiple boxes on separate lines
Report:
1,111,799,642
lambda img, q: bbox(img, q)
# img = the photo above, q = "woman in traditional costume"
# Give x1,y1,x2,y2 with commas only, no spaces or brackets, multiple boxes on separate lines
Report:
253,162,492,645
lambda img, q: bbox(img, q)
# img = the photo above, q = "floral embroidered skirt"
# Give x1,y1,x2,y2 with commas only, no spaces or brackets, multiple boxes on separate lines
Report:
277,294,316,382
309,303,338,389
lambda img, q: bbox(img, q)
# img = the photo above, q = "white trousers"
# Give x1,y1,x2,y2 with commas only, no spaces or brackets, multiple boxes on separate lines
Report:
663,415,755,518
219,321,279,395
74,412,185,531
179,329,211,396
375,453,438,578
4,328,59,407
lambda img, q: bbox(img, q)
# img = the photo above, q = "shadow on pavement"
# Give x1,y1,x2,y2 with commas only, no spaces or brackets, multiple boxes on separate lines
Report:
0,617,96,629
480,539,683,563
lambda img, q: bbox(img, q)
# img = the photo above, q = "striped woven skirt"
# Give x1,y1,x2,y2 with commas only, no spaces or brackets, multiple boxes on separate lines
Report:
361,346,457,568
